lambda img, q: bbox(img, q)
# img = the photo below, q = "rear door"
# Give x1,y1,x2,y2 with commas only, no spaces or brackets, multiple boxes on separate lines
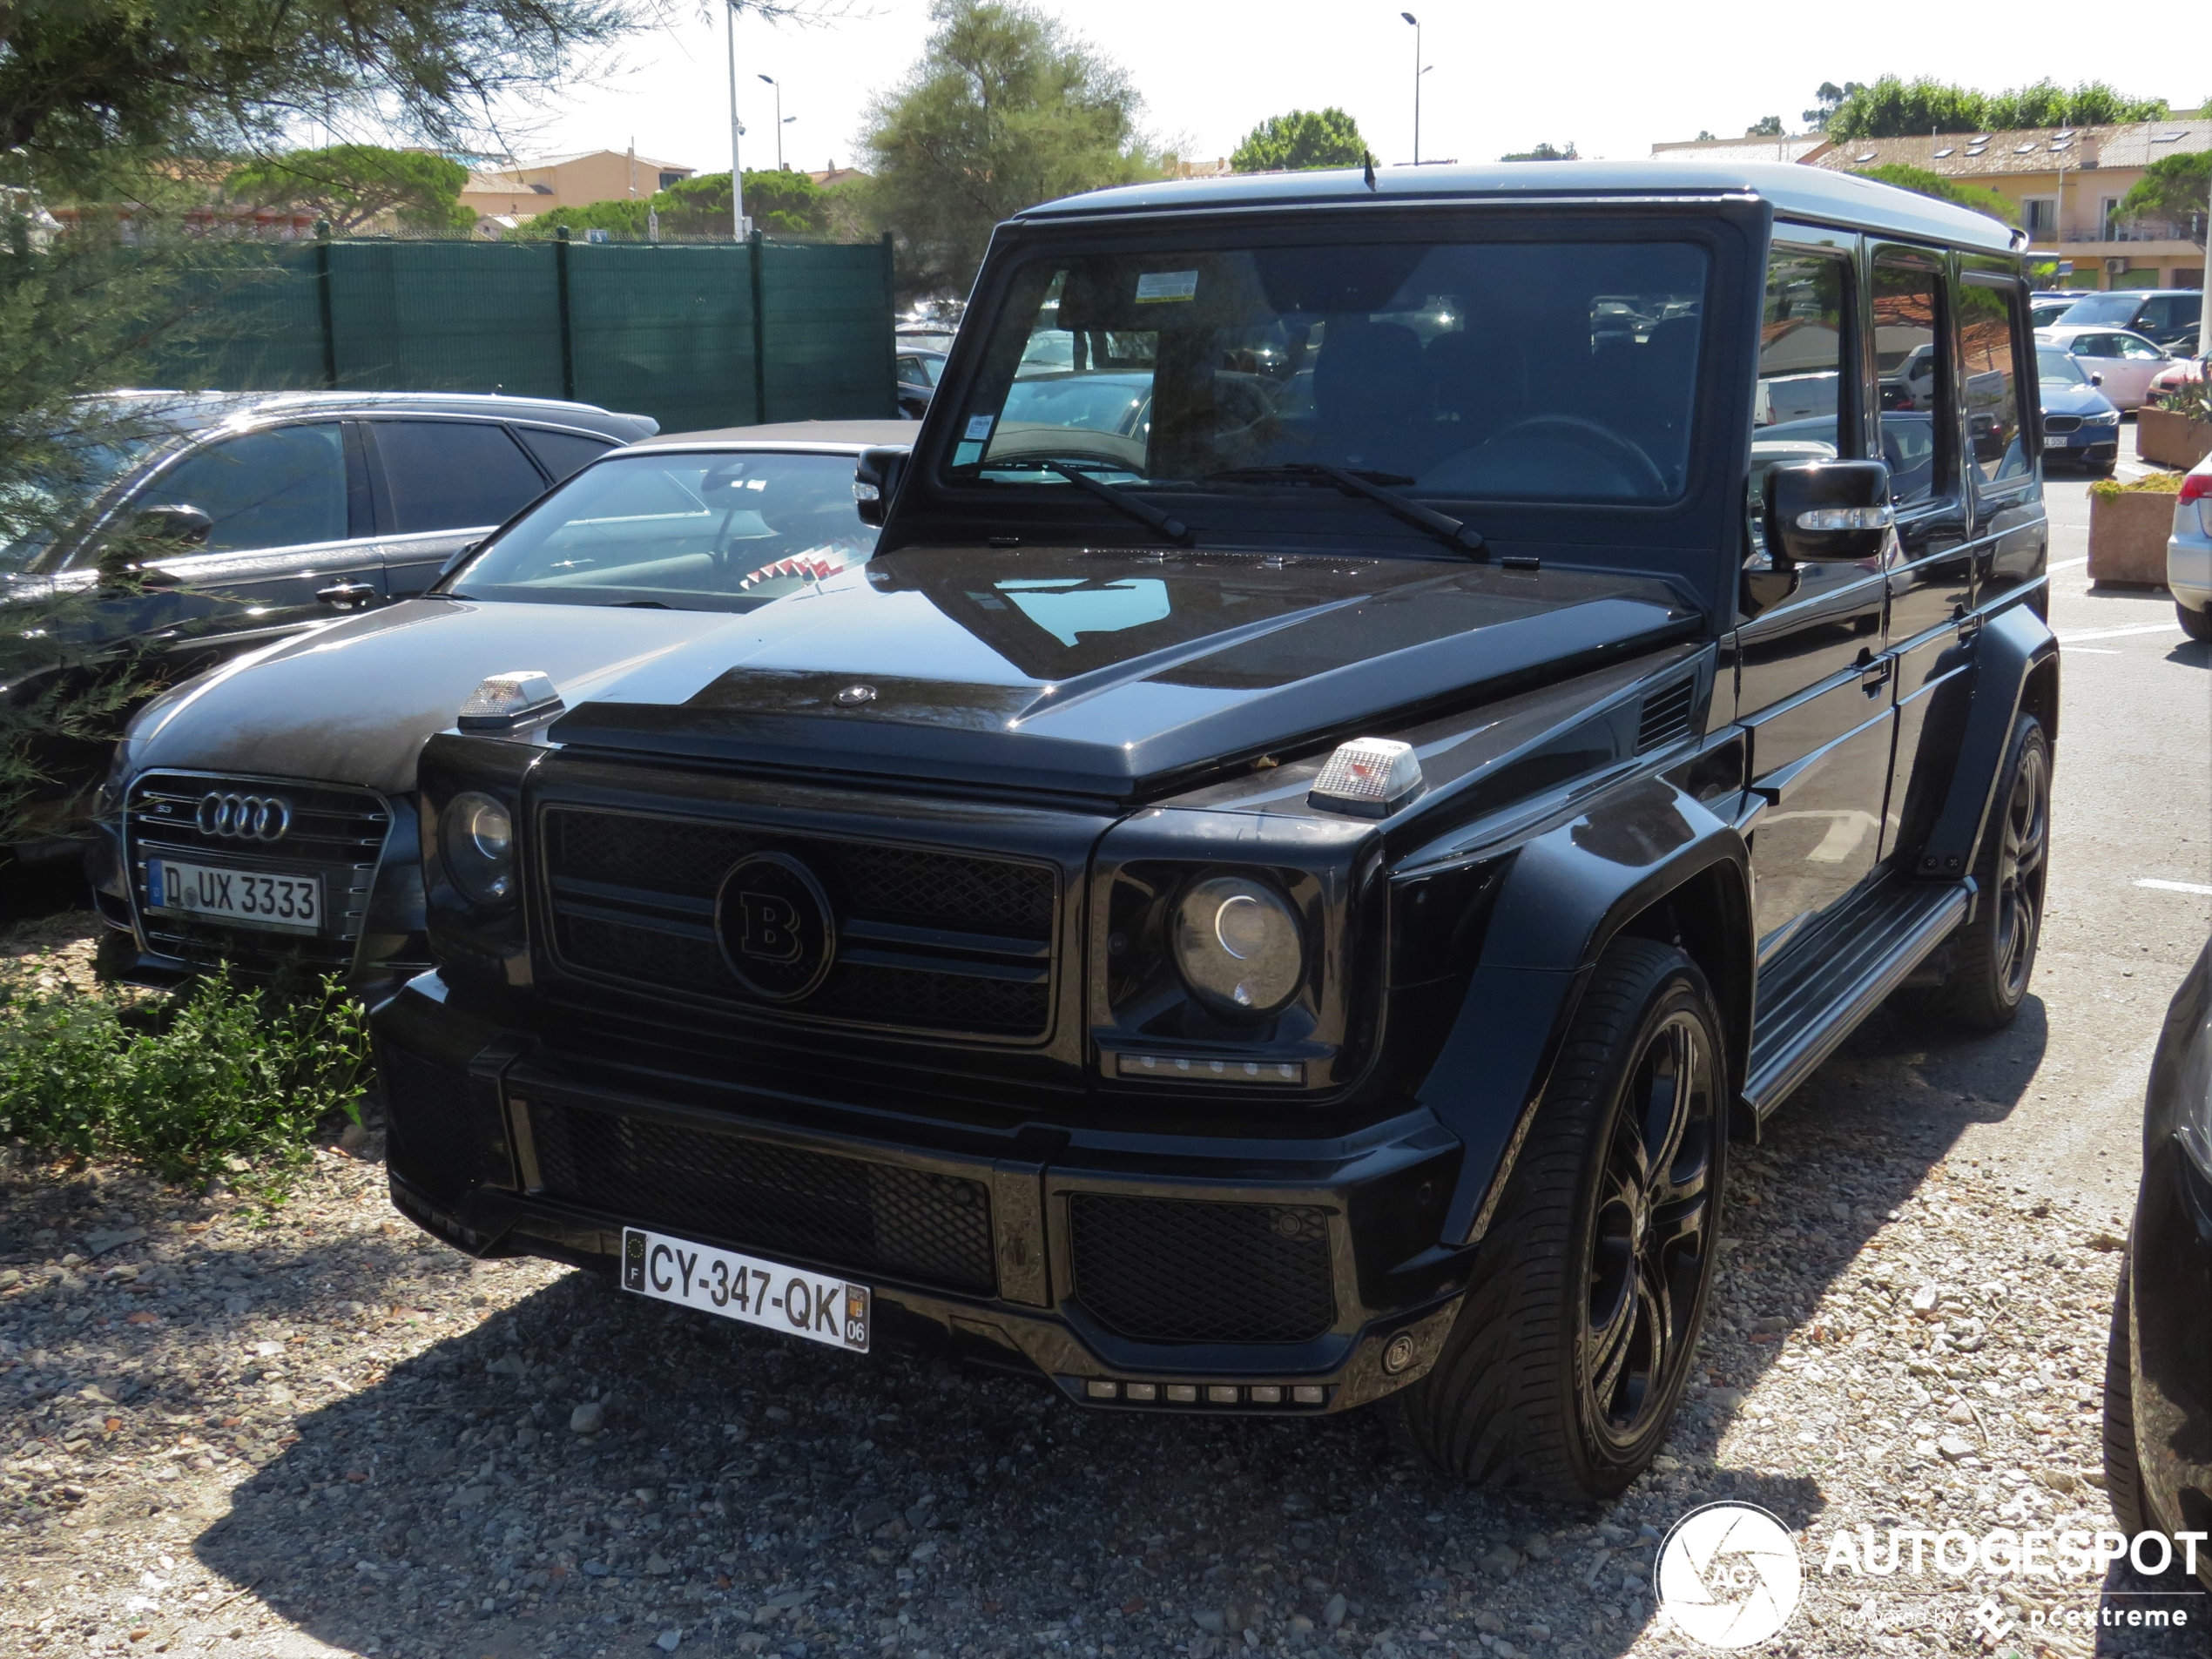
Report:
362,417,564,597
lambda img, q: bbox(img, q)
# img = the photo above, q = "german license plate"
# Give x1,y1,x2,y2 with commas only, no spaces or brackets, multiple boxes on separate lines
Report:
620,1226,870,1352
146,857,323,934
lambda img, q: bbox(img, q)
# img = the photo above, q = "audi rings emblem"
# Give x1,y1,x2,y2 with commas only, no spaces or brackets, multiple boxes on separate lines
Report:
195,792,292,842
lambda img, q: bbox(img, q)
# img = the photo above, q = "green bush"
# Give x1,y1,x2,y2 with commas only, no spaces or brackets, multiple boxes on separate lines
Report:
0,971,369,1190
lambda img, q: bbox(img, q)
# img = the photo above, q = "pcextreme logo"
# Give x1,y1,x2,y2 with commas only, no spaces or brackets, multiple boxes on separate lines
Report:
1655,1503,1804,1649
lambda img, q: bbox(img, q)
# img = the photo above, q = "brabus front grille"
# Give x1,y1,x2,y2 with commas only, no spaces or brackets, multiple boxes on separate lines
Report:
542,806,1058,1041
125,771,391,974
526,1096,998,1295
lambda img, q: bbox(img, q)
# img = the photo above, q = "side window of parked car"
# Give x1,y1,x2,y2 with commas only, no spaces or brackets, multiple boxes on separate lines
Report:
2073,333,2119,359
372,420,550,534
1751,249,1852,541
1871,254,1946,508
515,427,615,482
132,422,349,553
1956,279,2031,486
2116,334,2166,361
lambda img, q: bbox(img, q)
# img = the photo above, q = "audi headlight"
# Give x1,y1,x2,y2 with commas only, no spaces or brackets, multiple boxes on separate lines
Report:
1171,874,1305,1016
441,791,516,907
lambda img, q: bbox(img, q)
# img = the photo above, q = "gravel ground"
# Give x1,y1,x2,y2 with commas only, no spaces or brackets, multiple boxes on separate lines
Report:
2,914,2201,1659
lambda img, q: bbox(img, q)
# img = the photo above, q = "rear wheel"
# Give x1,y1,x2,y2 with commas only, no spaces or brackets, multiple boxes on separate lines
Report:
2104,1256,2148,1536
1399,938,1726,1501
1893,714,2050,1031
2177,601,2212,643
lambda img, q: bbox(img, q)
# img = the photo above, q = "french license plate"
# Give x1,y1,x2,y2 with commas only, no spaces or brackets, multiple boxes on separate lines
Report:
2044,435,2072,449
146,857,323,934
621,1226,870,1352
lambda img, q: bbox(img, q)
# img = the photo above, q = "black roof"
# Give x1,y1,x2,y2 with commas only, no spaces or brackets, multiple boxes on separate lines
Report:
1015,158,2021,255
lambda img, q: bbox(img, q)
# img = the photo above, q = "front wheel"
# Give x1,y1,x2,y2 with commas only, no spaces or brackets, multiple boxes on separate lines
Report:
1399,938,1727,1501
2177,601,2212,643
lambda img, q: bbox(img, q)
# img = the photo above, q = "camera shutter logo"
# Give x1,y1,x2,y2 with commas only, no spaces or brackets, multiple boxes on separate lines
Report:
713,851,837,1002
1654,1502,1803,1649
194,791,292,842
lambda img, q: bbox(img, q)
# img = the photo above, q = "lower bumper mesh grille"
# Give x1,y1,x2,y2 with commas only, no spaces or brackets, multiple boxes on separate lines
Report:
526,1097,998,1296
381,1048,481,1189
1068,1193,1337,1345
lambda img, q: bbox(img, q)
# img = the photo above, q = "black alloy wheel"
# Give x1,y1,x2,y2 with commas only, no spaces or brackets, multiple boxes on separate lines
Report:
1399,937,1728,1501
1581,1009,1719,1451
1896,713,2052,1031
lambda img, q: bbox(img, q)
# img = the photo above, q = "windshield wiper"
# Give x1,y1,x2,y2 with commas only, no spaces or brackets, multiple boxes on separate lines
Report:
980,456,1194,546
1203,464,1486,558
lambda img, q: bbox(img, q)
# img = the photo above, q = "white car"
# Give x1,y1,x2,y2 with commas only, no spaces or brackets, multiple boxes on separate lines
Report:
2034,325,2174,411
2171,450,2212,641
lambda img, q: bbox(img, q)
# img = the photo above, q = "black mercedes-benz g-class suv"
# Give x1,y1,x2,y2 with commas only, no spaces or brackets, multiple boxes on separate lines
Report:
372,160,2056,1501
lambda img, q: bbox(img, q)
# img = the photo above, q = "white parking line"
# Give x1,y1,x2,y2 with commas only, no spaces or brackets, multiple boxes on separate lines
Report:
2135,879,2212,896
2055,622,2184,644
2049,556,2088,571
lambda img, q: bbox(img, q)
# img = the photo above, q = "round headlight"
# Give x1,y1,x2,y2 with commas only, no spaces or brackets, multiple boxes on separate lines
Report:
441,791,515,907
1171,874,1305,1016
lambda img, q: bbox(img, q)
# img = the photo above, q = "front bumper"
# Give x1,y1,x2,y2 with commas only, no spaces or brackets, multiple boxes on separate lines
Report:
2042,429,2119,468
2128,1136,2212,1588
374,973,1470,1413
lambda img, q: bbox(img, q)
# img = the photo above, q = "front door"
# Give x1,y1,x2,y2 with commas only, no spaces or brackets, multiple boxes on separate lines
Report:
1737,236,1896,961
84,419,385,664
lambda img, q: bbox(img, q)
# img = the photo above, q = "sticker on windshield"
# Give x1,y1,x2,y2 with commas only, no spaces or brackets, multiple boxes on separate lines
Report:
1136,269,1199,304
953,441,985,467
963,414,996,441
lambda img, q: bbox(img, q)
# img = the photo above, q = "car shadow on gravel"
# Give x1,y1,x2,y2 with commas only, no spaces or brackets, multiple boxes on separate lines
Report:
190,1248,1827,1659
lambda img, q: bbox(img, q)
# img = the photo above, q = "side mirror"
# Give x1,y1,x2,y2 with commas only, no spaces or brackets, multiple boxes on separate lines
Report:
1764,460,1893,564
853,445,910,529
2090,372,2104,386
98,504,212,587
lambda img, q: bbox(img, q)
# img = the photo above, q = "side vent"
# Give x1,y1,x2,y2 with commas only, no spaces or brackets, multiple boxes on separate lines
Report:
1635,675,1698,752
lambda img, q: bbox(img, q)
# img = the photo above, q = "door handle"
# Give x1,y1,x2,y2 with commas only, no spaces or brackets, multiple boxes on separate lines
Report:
1860,658,1894,696
315,582,377,610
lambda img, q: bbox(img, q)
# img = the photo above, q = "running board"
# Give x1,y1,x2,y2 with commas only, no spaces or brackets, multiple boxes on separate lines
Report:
1743,877,1973,1120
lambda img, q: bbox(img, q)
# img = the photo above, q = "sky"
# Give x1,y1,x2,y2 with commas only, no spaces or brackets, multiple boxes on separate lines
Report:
478,1,2207,179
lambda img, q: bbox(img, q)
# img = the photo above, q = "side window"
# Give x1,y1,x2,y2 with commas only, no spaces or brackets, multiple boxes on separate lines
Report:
2119,334,2166,361
1753,250,1851,535
1957,279,2030,485
134,423,348,553
515,427,614,482
1871,255,1946,507
373,421,551,534
2075,334,2118,359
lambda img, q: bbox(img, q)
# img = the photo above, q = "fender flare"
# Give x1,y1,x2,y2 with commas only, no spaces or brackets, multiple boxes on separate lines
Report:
1915,601,2059,883
1410,774,1751,1245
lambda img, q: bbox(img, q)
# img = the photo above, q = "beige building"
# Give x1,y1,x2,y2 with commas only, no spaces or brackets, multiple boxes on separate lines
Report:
1655,121,2208,292
460,150,697,221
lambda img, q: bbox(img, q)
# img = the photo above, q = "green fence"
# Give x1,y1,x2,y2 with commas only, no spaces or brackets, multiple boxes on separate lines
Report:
145,233,897,435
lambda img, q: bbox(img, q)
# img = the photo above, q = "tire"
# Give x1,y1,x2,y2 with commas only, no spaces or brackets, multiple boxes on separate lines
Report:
2178,601,2212,643
2104,1256,2149,1537
1399,938,1727,1501
1892,714,2051,1032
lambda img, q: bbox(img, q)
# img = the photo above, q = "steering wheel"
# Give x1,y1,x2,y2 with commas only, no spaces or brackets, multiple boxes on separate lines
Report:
1472,415,1668,496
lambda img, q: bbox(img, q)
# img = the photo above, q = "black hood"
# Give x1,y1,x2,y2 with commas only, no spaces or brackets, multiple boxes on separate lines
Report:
550,544,1700,801
122,599,733,795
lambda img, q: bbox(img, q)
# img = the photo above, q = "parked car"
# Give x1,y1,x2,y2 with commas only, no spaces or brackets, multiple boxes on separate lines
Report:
373,160,2055,1502
3,389,654,855
895,347,946,420
2029,292,2081,330
2148,356,2207,401
2056,288,2204,354
2105,932,2212,1590
2167,450,2212,640
2035,326,2175,411
2037,347,2123,473
86,420,910,991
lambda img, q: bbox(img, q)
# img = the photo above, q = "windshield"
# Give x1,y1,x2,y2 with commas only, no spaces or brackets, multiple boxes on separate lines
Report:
444,450,876,610
2038,349,2090,386
946,239,1709,504
2057,293,2139,327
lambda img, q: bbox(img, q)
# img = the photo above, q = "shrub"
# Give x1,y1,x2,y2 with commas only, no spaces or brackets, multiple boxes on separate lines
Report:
0,970,369,1190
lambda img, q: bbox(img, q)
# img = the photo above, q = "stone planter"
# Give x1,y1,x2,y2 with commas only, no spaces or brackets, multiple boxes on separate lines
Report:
2137,405,2212,470
2087,487,2179,586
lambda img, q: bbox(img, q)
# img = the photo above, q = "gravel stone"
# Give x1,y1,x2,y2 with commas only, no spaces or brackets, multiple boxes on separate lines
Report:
569,1399,605,1434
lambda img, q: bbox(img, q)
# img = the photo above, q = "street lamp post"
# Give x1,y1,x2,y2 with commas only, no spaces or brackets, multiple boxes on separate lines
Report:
756,75,796,172
725,0,748,239
1401,11,1420,166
